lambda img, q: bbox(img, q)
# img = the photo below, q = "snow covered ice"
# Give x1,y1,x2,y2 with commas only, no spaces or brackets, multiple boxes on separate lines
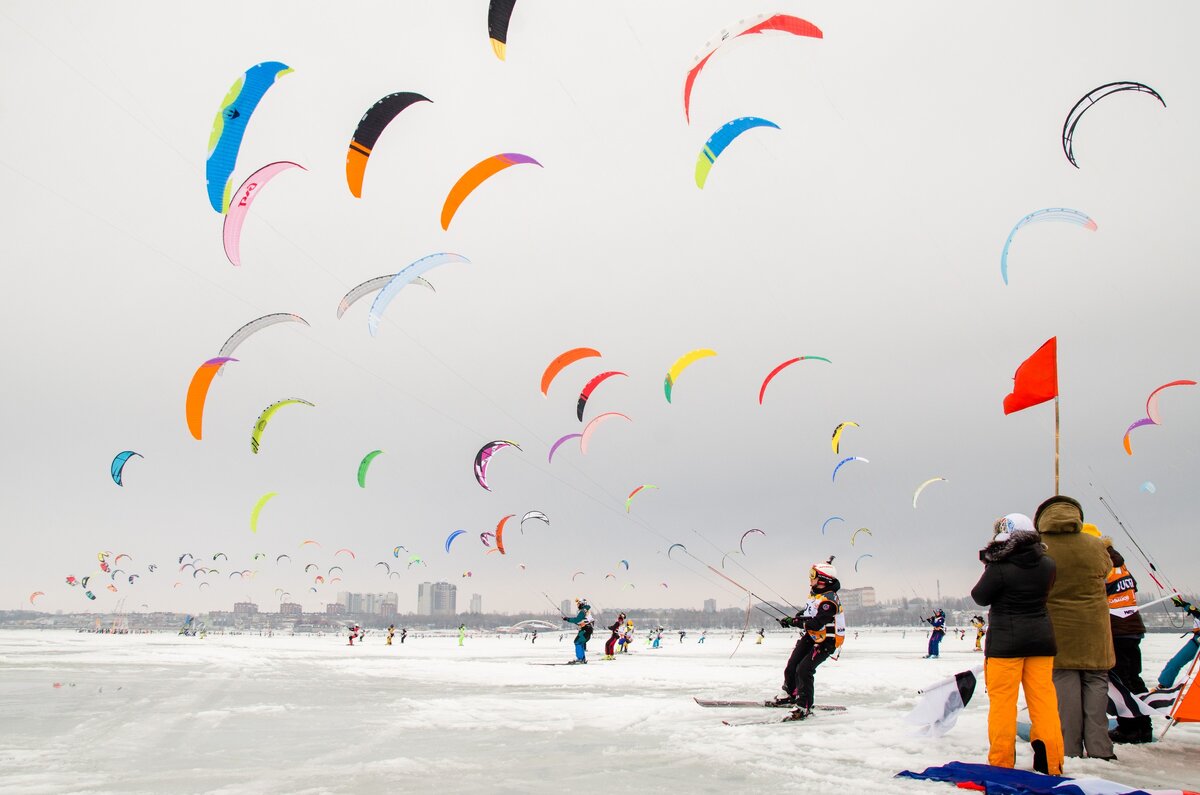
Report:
1,629,1196,794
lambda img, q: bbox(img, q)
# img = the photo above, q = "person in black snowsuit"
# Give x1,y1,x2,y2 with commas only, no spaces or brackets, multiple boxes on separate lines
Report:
774,561,843,720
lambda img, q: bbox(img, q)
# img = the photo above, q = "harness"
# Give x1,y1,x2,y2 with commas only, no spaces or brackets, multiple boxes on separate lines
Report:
804,592,846,649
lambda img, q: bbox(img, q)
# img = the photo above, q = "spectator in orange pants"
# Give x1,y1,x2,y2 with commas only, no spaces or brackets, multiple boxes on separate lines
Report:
985,658,1063,772
972,514,1064,775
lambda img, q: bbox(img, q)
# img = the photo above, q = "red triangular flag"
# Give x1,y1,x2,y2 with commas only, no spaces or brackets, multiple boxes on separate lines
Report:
1003,337,1058,415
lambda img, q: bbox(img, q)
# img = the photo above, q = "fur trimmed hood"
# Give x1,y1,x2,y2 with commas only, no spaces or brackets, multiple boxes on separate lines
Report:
981,528,1045,565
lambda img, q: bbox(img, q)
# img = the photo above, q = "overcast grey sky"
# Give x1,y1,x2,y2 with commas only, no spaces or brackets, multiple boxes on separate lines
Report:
2,2,1198,615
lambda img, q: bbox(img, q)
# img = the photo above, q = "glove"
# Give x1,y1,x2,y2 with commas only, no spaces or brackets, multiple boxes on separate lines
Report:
1172,596,1189,609
778,617,791,628
562,617,570,622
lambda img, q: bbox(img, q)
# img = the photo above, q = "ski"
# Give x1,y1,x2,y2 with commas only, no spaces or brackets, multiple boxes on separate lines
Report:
722,708,847,726
694,697,846,710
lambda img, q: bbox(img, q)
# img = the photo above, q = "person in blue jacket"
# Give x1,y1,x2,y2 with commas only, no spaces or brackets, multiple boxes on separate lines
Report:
924,609,947,658
562,598,594,664
1158,596,1200,690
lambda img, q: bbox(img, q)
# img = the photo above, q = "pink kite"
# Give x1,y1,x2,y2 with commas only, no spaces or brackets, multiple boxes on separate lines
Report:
222,162,306,266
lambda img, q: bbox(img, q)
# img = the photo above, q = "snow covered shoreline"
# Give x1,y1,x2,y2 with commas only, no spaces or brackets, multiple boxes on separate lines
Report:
1,629,1195,794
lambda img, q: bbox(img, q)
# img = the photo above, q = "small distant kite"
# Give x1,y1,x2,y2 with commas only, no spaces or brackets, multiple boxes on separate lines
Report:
912,477,947,508
223,161,306,266
358,450,384,488
206,62,293,213
520,511,549,532
249,492,277,533
695,117,779,189
441,154,542,230
475,440,522,491
488,0,518,60
1000,209,1097,285
739,528,765,554
580,412,631,454
1141,481,1156,494
367,254,470,337
345,92,432,198
445,529,467,553
665,349,717,403
338,275,434,320
577,372,627,422
684,14,823,123
541,348,601,396
832,456,869,483
850,527,872,546
548,433,582,464
854,554,873,573
626,485,659,512
495,514,515,555
186,357,236,440
251,399,314,454
1062,81,1165,168
110,451,142,487
758,356,831,404
1123,380,1196,454
830,422,858,454
218,313,309,364
821,516,843,535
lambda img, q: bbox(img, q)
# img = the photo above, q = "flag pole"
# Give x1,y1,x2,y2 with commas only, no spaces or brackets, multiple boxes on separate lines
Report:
1054,396,1061,495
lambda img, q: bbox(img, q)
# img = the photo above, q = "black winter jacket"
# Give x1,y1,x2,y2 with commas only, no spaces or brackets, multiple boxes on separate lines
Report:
971,530,1057,658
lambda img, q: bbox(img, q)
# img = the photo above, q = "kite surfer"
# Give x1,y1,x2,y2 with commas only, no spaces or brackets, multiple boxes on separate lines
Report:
774,560,845,721
923,610,946,658
604,612,627,660
563,598,594,663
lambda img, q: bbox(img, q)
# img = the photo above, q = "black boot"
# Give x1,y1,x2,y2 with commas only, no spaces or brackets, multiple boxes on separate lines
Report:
1031,740,1048,774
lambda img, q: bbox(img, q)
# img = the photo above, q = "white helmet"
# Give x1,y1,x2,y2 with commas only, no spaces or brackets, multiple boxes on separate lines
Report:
811,561,838,581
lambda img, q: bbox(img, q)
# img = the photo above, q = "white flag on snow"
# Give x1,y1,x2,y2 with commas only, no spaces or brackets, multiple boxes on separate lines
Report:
906,665,983,737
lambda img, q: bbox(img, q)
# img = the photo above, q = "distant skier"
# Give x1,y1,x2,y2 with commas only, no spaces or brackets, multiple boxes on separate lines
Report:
679,630,687,643
923,610,946,658
400,627,407,644
348,624,360,646
604,612,627,660
652,627,663,649
458,624,466,647
386,624,395,646
774,560,845,721
698,631,706,644
563,598,594,663
619,621,633,653
971,615,986,652
755,628,765,645
531,629,538,644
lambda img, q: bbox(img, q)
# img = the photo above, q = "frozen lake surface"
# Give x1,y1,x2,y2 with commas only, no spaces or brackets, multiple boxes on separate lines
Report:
0,629,1196,794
